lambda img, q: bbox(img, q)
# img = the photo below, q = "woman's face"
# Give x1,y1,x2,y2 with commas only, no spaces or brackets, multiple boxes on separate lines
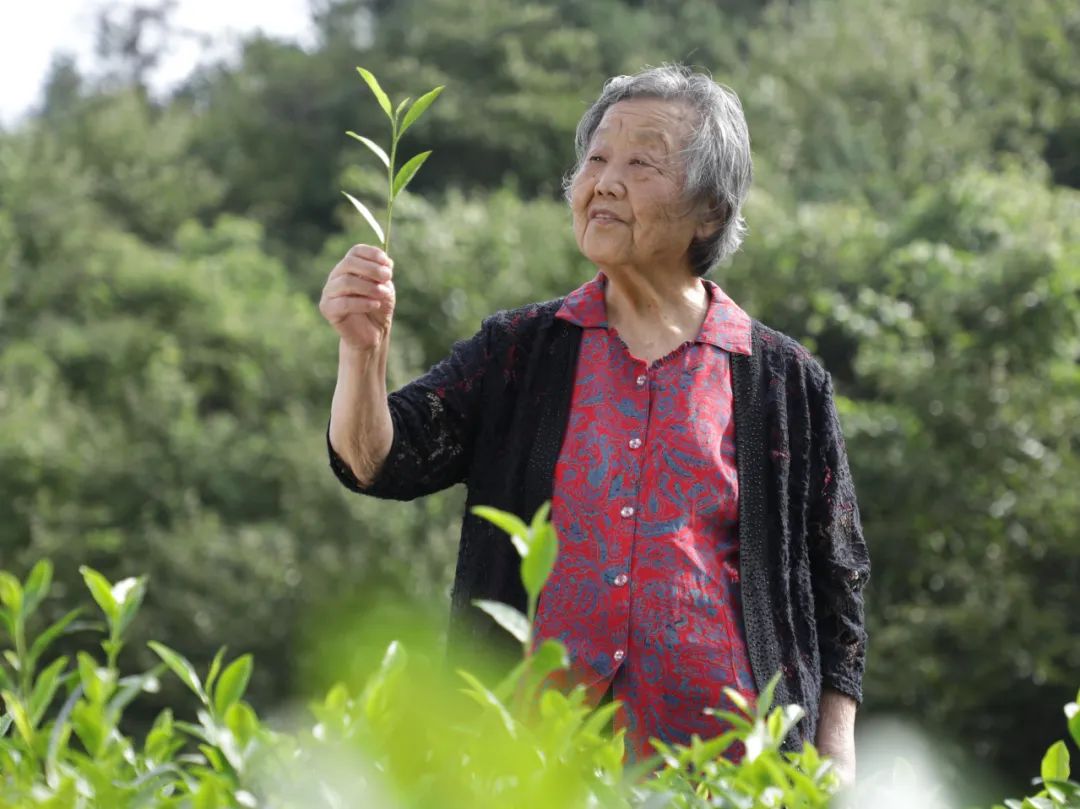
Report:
570,97,714,277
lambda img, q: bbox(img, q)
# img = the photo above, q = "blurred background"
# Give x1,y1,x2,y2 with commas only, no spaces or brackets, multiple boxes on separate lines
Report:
0,0,1077,803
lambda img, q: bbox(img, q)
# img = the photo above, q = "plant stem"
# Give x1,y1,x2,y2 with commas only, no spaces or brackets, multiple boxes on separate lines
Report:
386,116,398,254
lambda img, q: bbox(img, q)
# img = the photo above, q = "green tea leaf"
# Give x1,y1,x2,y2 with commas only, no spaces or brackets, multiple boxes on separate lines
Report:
722,685,752,717
107,668,162,721
392,150,432,199
205,647,228,696
757,670,781,720
225,701,259,749
0,572,22,613
457,669,517,740
77,651,114,705
471,507,530,558
356,67,392,119
394,96,412,120
149,641,206,703
29,608,84,670
346,131,390,168
79,566,117,622
70,700,107,758
399,86,444,137
529,639,569,677
29,655,68,726
112,576,146,636
361,640,407,720
342,191,386,245
473,600,529,644
520,521,557,603
214,654,253,718
2,690,34,747
23,560,52,616
1067,700,1080,748
145,708,176,762
1041,740,1070,782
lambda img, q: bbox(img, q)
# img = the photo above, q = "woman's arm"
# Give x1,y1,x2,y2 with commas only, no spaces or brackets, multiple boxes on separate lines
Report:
329,340,393,486
806,370,871,784
807,371,871,702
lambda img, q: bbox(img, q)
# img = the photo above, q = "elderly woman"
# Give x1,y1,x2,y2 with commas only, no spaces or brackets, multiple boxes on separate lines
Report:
321,65,870,780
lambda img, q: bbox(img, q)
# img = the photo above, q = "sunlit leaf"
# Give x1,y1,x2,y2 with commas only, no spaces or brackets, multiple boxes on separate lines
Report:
342,191,386,245
1041,740,1070,782
148,641,206,703
28,607,83,669
205,647,228,696
472,599,528,644
521,521,558,603
0,572,22,613
113,576,146,636
29,656,68,726
391,150,431,199
1067,700,1080,749
356,67,392,119
399,86,444,137
471,507,530,558
346,131,390,168
213,654,253,718
23,560,52,616
2,690,34,747
78,566,117,622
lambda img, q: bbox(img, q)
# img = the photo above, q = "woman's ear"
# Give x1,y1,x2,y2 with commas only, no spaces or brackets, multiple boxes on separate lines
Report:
694,201,729,241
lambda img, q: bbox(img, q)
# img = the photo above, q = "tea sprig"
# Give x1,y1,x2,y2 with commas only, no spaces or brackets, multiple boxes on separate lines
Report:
343,67,444,254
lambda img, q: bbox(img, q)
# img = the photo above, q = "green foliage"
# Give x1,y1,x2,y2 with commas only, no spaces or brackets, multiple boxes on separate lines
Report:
343,66,444,251
0,509,844,808
991,693,1080,808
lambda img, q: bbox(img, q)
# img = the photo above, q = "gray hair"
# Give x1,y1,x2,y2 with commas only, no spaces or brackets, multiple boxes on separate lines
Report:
565,64,753,276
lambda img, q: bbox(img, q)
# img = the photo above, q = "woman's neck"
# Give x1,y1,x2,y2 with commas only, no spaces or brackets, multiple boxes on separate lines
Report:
603,265,707,336
601,265,709,364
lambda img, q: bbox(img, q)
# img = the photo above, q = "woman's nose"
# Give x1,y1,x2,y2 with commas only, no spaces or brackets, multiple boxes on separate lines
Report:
594,163,626,197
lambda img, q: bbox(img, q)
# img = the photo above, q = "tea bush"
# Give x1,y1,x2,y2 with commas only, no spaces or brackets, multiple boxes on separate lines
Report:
1,506,1075,808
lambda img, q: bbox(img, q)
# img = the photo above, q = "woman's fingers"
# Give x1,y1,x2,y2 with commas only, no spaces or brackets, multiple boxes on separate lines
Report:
323,273,393,301
330,245,394,283
320,295,383,321
348,243,392,266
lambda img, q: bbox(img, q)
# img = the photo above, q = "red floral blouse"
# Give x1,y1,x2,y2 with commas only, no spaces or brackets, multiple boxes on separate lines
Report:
533,272,758,764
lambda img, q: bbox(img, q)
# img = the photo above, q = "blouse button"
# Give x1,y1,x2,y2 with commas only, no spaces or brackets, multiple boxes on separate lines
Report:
628,437,642,450
613,573,629,587
635,374,647,387
613,649,625,662
620,506,635,519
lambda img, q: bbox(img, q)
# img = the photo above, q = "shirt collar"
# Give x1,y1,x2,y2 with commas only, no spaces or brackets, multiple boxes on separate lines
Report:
555,272,752,356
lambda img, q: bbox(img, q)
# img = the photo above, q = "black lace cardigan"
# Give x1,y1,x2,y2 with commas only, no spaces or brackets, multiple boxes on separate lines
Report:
327,298,871,750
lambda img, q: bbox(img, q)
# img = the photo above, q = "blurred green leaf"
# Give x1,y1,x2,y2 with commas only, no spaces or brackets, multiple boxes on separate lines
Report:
78,567,117,622
148,641,206,703
1041,740,1070,782
22,560,52,617
473,599,529,644
213,654,253,718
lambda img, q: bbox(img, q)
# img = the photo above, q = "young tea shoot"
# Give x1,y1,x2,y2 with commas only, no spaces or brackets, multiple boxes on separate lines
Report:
343,67,444,253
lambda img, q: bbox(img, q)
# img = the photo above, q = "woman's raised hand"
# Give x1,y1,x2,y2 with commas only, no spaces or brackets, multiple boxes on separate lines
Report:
319,244,396,352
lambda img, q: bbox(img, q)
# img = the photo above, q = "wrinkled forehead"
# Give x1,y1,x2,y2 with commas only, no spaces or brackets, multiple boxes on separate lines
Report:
591,98,696,152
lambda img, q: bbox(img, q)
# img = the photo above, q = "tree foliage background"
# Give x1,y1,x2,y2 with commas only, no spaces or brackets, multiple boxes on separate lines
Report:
1,0,1077,801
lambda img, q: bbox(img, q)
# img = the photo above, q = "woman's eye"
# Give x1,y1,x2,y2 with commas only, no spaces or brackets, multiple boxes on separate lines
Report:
588,155,605,163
